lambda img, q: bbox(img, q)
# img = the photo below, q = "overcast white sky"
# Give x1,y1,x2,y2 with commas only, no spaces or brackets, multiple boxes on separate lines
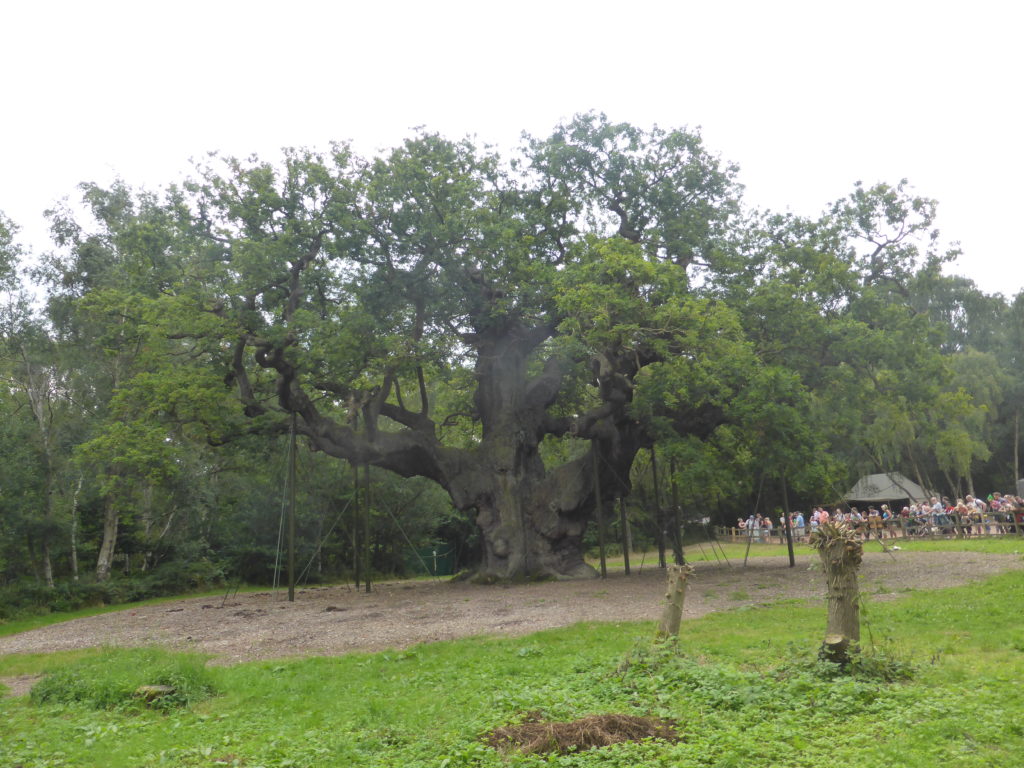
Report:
3,0,1022,296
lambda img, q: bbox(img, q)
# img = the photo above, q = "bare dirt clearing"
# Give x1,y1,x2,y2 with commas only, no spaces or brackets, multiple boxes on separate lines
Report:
1,551,1020,680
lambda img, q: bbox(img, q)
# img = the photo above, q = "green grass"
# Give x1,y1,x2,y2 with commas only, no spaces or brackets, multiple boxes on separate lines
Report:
29,647,218,712
3,562,1024,767
591,534,1024,570
0,648,105,677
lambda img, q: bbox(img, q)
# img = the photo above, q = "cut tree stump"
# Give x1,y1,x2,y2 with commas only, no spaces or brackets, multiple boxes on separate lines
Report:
134,685,175,703
809,521,863,666
656,564,695,637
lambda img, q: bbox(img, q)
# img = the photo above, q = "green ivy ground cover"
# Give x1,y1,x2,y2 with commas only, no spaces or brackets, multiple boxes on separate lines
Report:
2,559,1023,768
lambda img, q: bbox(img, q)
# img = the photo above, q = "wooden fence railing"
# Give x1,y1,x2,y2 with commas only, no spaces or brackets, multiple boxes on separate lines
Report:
715,518,1024,543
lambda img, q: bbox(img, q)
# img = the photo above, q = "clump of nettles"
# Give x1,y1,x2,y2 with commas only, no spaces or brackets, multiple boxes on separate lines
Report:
776,642,917,683
31,647,218,712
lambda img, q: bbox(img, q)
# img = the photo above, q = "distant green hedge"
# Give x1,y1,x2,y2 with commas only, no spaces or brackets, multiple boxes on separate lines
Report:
0,559,224,621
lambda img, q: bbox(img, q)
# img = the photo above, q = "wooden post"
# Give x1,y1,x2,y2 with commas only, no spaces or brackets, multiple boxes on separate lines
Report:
619,496,632,575
782,476,795,568
668,458,685,565
809,521,863,665
651,447,666,568
657,564,695,637
70,474,82,582
592,451,607,578
351,460,361,589
1015,407,1020,495
363,462,372,593
287,414,297,602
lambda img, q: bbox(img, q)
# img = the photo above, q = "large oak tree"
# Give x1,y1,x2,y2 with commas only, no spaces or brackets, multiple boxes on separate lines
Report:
136,115,750,580
40,116,976,582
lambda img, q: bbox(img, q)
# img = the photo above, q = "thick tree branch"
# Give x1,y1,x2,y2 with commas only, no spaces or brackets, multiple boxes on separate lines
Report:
523,356,565,410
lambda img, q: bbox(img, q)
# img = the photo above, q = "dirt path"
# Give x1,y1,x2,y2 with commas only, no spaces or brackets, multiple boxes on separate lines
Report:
1,551,1020,681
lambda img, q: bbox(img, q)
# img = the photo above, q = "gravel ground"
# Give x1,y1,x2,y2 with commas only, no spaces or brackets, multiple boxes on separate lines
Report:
2,550,1020,679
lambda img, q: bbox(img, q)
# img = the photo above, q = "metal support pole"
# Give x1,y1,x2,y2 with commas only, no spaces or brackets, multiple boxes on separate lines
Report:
288,413,297,602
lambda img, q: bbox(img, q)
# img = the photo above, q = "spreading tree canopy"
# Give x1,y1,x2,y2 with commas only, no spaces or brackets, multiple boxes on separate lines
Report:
42,114,967,580
114,114,753,579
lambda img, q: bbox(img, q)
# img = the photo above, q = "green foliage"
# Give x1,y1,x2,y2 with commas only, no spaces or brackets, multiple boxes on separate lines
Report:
3,568,1024,766
0,559,224,621
776,642,918,683
5,118,1024,589
29,647,218,711
0,210,23,292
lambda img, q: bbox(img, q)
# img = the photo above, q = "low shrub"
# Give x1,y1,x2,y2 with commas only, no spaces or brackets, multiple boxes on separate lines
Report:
30,647,218,711
0,559,225,621
772,639,918,685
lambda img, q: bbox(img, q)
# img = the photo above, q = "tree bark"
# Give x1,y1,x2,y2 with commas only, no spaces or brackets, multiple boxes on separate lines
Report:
70,475,82,582
810,521,863,665
657,564,695,637
619,496,632,575
1015,407,1020,490
264,318,672,581
95,500,120,582
23,359,56,588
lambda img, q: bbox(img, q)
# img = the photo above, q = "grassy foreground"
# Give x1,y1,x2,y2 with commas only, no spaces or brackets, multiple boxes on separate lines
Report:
3,556,1024,768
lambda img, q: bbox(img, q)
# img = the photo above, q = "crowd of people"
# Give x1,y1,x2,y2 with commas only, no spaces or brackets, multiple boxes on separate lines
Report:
734,491,1024,543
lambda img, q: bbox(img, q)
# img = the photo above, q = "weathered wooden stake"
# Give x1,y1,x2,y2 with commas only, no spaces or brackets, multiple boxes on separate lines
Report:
809,521,863,665
668,458,684,565
592,451,607,579
782,476,795,567
619,496,631,575
651,447,666,568
363,462,372,593
288,413,297,602
351,460,361,589
656,564,695,637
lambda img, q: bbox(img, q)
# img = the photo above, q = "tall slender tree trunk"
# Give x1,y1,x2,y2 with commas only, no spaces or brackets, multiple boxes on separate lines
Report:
907,444,929,500
619,496,632,573
140,483,154,572
1015,407,1020,490
317,506,324,577
40,437,55,587
70,475,82,582
26,533,41,583
95,500,119,582
940,469,957,501
23,359,55,588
